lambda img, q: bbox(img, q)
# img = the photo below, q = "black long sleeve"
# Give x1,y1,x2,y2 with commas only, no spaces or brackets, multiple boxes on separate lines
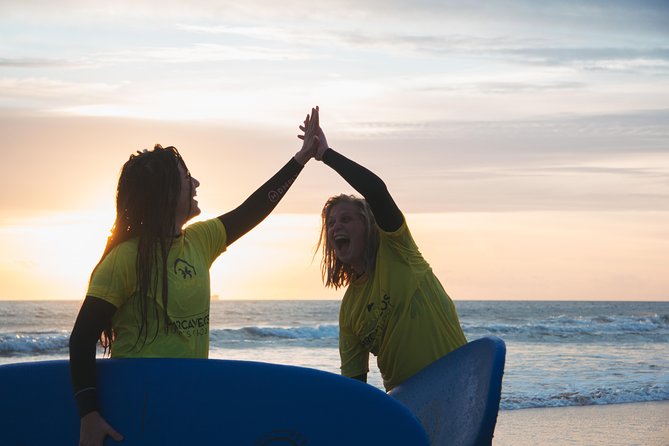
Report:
322,148,403,232
69,296,117,417
218,157,304,245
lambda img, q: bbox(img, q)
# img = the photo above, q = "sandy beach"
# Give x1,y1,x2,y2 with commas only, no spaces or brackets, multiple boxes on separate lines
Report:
493,401,669,446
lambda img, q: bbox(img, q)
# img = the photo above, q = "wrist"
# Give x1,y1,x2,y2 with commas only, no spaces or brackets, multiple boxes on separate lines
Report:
293,152,309,166
75,387,99,418
321,147,335,162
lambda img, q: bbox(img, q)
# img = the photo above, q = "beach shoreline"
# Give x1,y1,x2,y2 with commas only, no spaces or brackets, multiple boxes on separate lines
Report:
493,400,669,445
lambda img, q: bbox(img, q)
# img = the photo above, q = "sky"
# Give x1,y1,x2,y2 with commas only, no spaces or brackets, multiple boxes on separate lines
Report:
1,0,668,301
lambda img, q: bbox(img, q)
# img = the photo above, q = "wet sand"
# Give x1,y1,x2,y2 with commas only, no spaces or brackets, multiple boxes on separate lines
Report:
493,401,669,446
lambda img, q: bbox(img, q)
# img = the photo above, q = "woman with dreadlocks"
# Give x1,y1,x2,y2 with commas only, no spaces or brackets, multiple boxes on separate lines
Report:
303,107,467,393
69,108,321,446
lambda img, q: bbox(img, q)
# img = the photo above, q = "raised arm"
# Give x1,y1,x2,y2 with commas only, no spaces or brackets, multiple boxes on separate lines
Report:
321,149,403,232
218,107,320,245
304,108,403,232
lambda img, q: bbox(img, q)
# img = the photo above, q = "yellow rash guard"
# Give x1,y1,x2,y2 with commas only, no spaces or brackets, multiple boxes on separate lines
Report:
87,218,227,358
339,220,467,391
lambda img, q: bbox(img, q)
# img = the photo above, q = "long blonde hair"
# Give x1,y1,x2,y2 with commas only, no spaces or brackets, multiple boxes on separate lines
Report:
317,194,379,288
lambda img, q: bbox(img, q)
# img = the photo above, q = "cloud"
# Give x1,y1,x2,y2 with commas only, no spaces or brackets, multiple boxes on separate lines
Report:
413,80,588,95
3,0,668,33
0,77,120,102
173,22,668,78
176,24,292,41
1,108,667,216
502,48,669,72
346,109,669,145
0,58,82,68
312,29,669,75
102,43,311,64
398,163,669,213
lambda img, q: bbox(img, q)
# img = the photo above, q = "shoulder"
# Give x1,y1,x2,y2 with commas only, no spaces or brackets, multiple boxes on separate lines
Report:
183,218,227,243
378,218,417,248
183,217,228,258
379,216,407,237
99,238,138,266
375,219,429,275
88,239,138,300
184,217,226,235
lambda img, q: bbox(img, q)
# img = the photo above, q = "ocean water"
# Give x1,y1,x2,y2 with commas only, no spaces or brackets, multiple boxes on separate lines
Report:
1,300,667,411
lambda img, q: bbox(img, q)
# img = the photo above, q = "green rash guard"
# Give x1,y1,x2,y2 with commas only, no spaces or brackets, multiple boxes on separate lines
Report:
339,219,467,391
87,218,227,358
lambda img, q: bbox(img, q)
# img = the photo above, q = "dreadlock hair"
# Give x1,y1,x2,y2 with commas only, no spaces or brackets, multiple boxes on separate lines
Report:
93,144,190,354
316,194,380,289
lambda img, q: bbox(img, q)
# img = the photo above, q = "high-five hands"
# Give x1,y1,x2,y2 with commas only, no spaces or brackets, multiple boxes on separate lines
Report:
295,107,320,165
298,106,329,162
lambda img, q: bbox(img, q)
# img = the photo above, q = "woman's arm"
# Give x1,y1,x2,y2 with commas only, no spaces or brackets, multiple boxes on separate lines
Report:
321,149,403,233
69,296,124,445
218,157,304,245
218,107,320,245
69,296,115,416
305,107,403,232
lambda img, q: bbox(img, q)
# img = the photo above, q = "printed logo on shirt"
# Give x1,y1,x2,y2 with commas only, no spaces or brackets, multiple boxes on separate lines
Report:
360,293,394,353
169,312,210,338
380,293,393,312
174,258,197,279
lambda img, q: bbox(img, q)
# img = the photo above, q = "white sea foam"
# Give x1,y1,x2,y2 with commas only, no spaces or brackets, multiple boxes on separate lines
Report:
462,313,668,343
0,332,70,356
501,384,669,410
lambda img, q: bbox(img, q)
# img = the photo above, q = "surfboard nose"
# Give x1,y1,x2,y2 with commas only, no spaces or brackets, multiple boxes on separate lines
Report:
389,336,507,446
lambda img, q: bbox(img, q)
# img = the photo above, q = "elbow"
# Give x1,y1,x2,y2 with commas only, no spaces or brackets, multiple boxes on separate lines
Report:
69,328,82,357
367,181,390,202
69,324,97,358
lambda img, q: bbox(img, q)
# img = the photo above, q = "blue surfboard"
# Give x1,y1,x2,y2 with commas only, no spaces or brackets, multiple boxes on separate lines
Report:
389,336,506,446
0,358,429,445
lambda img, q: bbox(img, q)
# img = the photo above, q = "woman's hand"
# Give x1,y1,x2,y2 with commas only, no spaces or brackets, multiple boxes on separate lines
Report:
298,106,329,161
294,106,320,165
79,411,123,446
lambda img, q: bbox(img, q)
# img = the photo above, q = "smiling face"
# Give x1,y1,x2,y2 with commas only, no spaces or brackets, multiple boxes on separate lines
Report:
175,162,201,228
326,201,367,273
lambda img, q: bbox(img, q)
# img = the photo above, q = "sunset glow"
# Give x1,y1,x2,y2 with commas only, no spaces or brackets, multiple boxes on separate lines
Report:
1,1,667,301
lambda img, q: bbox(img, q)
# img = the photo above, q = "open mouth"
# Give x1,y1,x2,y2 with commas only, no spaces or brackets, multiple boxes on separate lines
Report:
334,234,350,251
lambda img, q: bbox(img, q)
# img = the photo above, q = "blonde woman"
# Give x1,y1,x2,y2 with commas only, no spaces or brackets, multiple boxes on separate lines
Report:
304,107,467,391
